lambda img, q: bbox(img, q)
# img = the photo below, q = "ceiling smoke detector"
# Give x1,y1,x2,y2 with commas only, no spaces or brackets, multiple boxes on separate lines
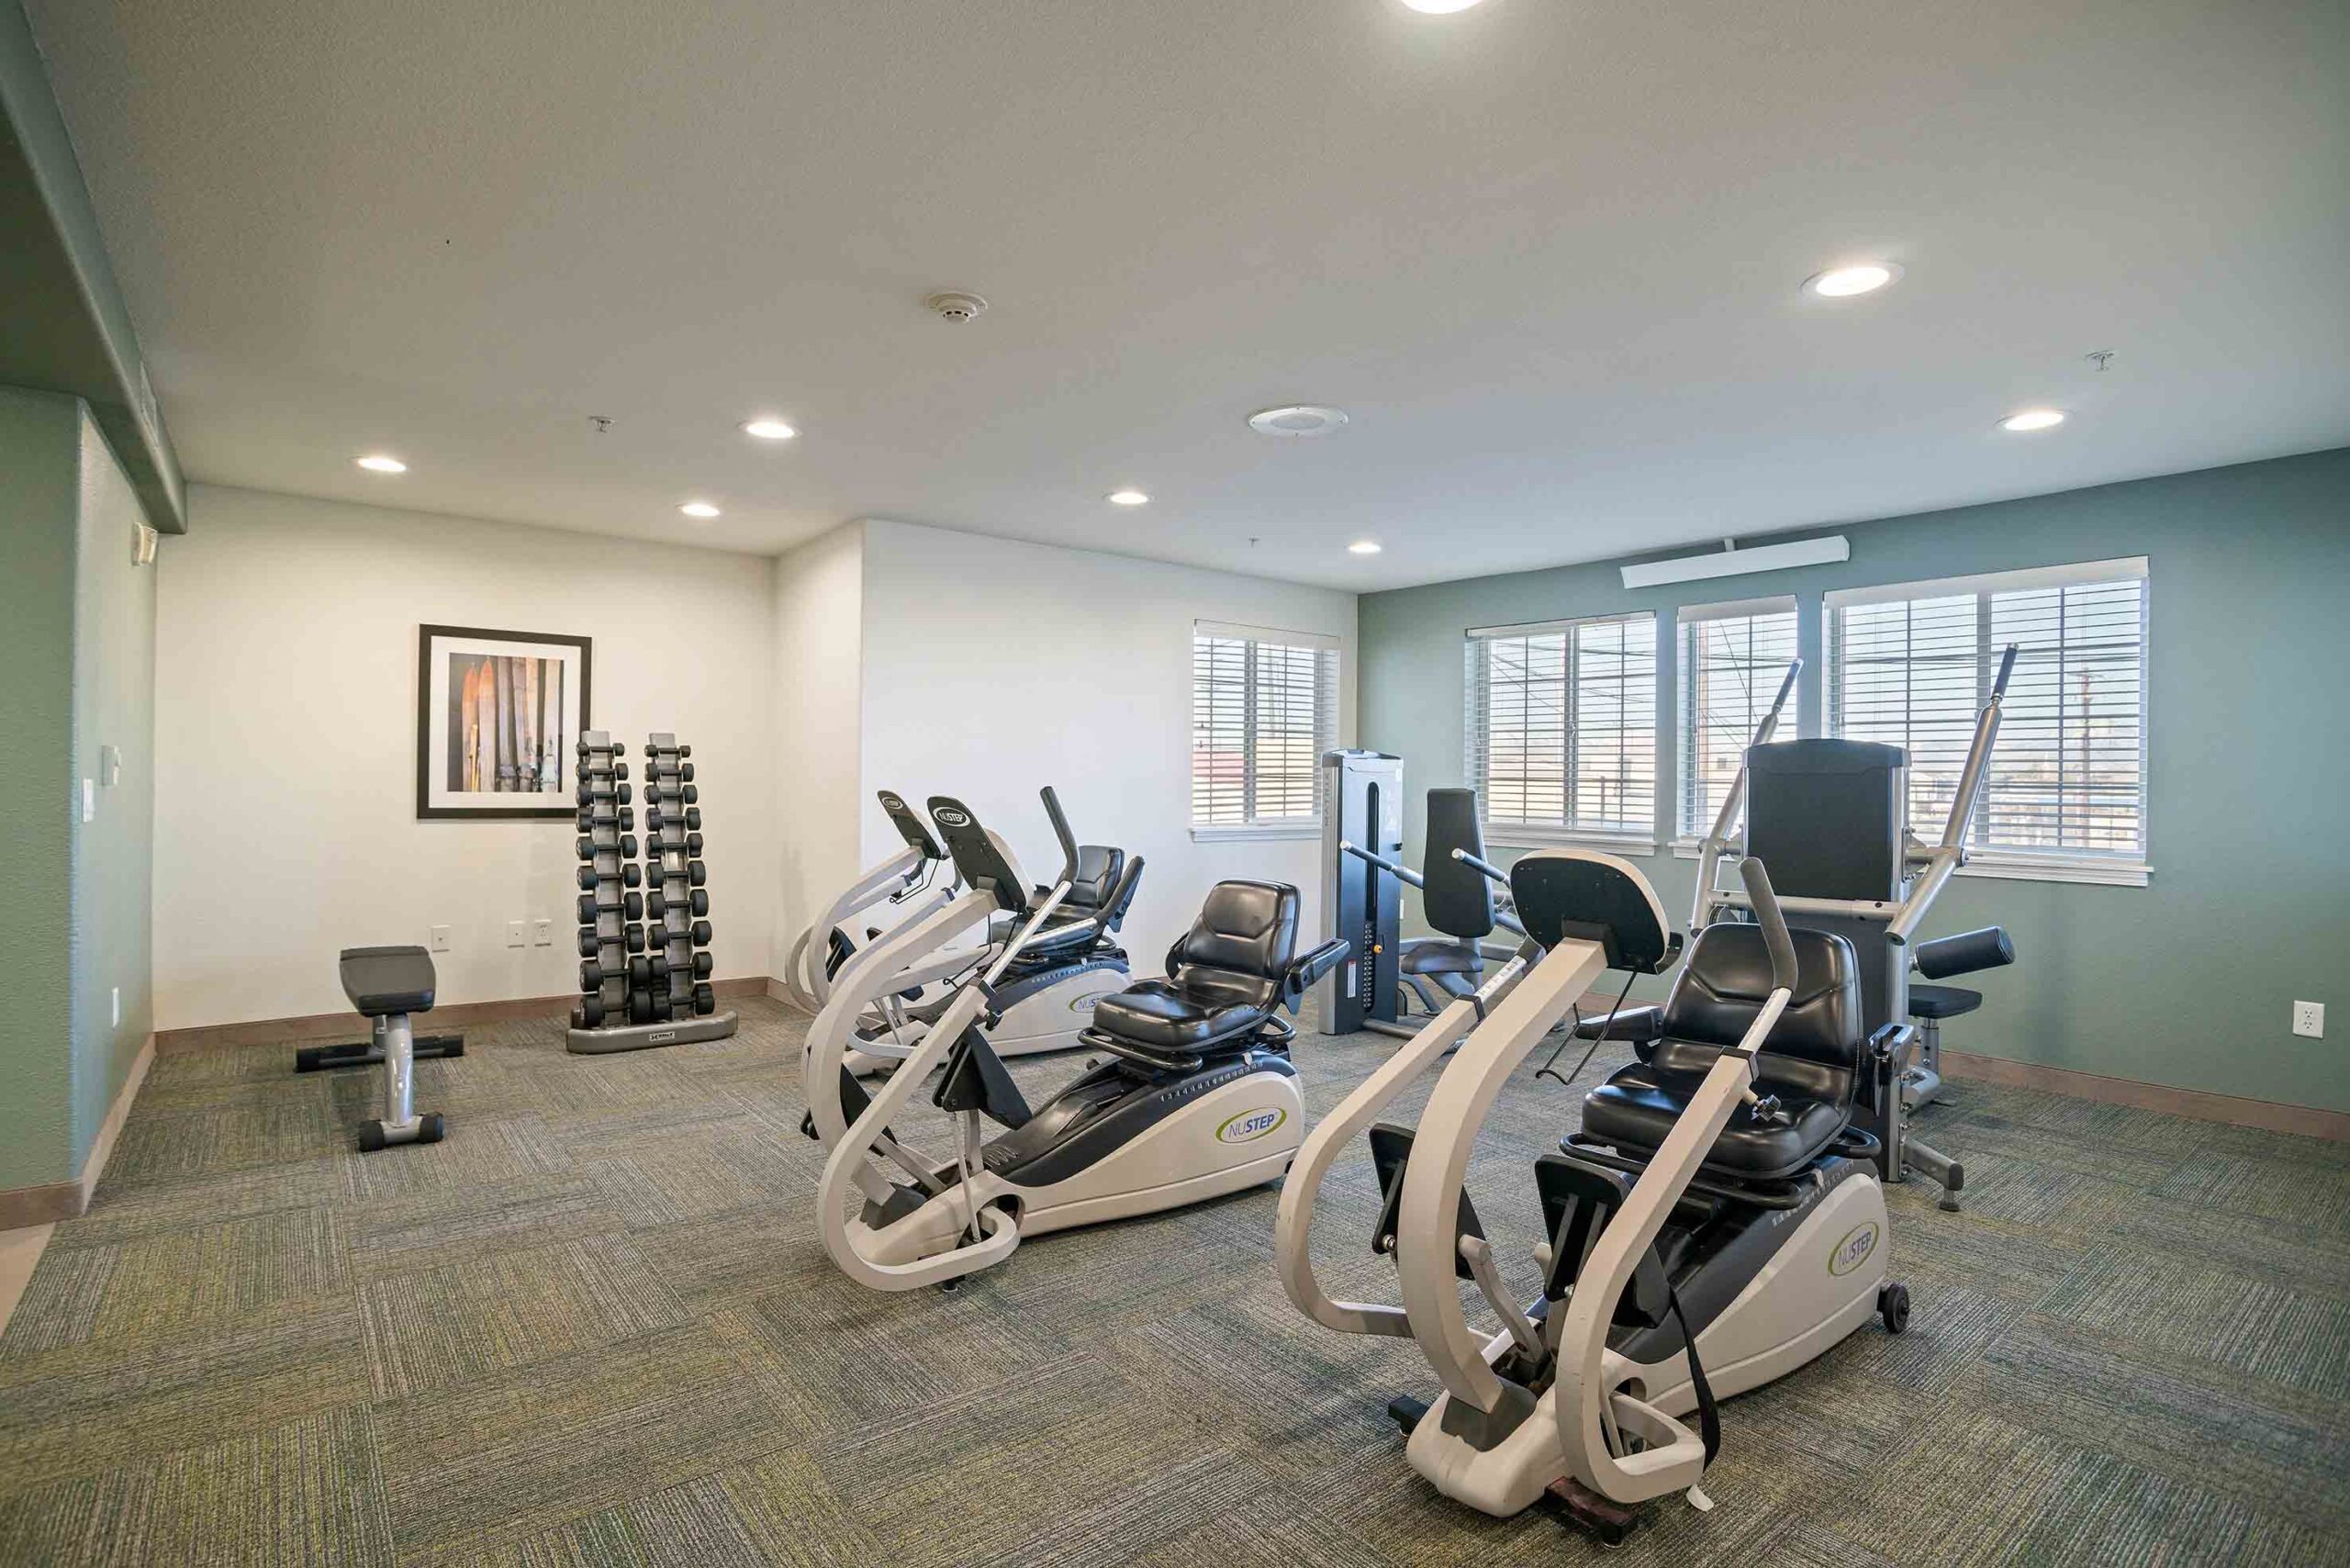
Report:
1248,405,1348,438
924,290,989,322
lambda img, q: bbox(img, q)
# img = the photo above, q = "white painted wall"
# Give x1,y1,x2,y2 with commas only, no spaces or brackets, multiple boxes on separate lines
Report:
856,519,1357,971
153,486,778,1028
770,522,866,979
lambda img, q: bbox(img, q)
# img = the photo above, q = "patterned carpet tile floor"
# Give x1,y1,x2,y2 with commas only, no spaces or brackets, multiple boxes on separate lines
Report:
2,995,2346,1566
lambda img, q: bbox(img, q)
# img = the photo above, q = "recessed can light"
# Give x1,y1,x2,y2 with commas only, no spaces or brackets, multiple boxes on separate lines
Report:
743,419,797,441
680,501,722,519
1803,263,1901,298
1401,0,1487,12
1998,409,2066,432
354,454,408,474
1248,405,1349,438
1348,541,1383,555
1106,489,1150,506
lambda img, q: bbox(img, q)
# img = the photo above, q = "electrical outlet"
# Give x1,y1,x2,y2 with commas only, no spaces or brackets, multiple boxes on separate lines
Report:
2292,1001,2324,1039
507,920,527,948
430,925,451,953
532,919,553,946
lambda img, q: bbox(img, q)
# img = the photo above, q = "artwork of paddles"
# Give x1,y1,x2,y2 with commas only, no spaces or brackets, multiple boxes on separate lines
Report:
416,624,591,819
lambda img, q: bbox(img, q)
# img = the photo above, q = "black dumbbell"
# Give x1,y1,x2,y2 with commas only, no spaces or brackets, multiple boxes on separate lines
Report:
690,951,714,979
623,921,645,953
621,863,642,888
619,806,635,831
692,982,715,1015
580,958,627,990
576,931,601,959
623,890,643,921
677,744,691,759
643,804,663,832
619,834,639,858
575,834,596,861
683,832,703,857
689,889,710,918
687,860,707,888
627,988,654,1025
644,889,666,920
573,997,603,1029
574,808,594,833
612,762,629,781
574,866,599,890
677,762,695,783
689,919,712,946
576,893,596,924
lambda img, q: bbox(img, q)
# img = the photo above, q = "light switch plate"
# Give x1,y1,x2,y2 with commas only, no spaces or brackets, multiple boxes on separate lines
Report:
430,925,451,953
100,745,121,787
507,920,527,948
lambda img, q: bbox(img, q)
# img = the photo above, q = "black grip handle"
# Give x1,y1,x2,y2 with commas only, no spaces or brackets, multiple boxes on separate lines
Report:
1913,924,2014,979
1740,857,1799,993
1770,657,1802,711
1992,644,2020,698
1038,786,1080,877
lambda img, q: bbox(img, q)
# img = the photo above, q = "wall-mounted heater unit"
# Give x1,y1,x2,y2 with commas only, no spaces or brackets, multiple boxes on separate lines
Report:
1620,534,1848,590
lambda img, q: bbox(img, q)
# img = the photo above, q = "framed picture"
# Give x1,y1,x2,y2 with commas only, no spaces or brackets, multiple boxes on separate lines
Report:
416,624,591,819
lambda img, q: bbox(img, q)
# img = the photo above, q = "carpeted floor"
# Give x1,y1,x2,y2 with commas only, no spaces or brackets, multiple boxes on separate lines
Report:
1,994,2345,1566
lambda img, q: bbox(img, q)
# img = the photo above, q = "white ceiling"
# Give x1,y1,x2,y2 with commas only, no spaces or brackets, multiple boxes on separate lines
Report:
27,0,2350,590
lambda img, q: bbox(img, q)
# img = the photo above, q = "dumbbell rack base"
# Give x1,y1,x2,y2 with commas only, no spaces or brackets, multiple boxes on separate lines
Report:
566,1007,740,1055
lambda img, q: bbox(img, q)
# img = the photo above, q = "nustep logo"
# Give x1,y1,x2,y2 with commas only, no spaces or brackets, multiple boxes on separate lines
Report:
1828,1221,1880,1278
1215,1107,1288,1145
934,807,970,828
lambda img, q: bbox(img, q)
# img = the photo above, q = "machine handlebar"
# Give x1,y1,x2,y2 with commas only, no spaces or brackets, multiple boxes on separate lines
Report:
1038,786,1080,881
1739,857,1799,994
1991,644,2019,699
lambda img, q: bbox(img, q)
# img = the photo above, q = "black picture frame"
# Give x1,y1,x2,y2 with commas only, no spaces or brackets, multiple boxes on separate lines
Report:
415,623,593,820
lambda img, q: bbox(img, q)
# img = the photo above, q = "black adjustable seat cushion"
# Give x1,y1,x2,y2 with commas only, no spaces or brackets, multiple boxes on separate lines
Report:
339,946,438,1017
1091,880,1300,1053
1580,923,1863,1181
1908,983,1982,1021
1060,846,1125,914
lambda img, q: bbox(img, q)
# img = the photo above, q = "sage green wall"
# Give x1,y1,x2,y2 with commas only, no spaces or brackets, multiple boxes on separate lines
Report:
71,408,154,1162
0,388,157,1195
1359,447,2350,1113
0,386,81,1189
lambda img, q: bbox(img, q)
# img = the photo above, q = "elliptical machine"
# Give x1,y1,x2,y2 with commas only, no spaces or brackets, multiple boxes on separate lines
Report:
1279,849,1908,1545
804,795,1345,1292
780,789,957,1015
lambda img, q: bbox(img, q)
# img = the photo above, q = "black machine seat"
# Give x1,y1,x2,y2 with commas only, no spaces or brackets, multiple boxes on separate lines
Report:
1399,940,1482,978
1089,880,1347,1063
339,946,439,1018
1581,922,1865,1182
1907,983,1982,1021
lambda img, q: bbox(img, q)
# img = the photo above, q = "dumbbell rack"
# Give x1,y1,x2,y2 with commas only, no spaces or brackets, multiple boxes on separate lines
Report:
566,730,737,1053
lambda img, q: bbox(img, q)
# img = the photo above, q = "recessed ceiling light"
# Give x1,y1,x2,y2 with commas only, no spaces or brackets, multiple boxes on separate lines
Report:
1401,0,1487,12
354,454,407,474
1248,405,1349,438
1106,488,1150,506
1348,541,1383,555
1998,409,2066,433
1803,263,1901,298
680,501,722,519
742,419,797,441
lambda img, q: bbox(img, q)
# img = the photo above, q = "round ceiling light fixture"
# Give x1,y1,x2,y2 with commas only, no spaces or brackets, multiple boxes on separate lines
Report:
1248,405,1349,438
679,500,722,519
743,418,797,441
1803,263,1901,298
1106,488,1150,506
354,454,408,474
1998,408,2066,433
1348,541,1383,554
1401,0,1488,12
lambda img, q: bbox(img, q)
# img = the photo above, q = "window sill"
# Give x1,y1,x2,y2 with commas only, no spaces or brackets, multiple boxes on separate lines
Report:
1191,823,1321,845
1481,823,1659,858
1674,839,2150,887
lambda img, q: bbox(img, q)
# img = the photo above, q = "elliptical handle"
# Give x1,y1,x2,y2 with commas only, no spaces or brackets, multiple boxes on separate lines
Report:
1991,643,2020,700
1038,786,1080,881
1768,655,1803,714
1739,857,1799,994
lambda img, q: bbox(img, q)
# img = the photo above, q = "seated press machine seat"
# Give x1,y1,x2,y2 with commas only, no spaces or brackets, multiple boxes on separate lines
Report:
1580,923,1867,1181
1905,983,1983,1022
340,945,439,1017
1090,880,1304,1054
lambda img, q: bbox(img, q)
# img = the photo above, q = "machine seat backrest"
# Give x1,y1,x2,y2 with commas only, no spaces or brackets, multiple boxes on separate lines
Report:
1745,740,1904,902
1652,923,1863,1103
1421,788,1495,941
1062,846,1125,914
1162,880,1301,1011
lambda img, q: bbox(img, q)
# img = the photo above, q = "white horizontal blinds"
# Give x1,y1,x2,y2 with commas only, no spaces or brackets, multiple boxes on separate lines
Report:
1829,559,2147,860
1830,593,1983,837
1466,612,1656,834
1982,577,2146,857
1677,600,1797,836
1192,624,1339,828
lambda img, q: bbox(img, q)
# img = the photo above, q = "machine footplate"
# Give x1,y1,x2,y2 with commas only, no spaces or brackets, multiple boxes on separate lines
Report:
1544,1475,1644,1549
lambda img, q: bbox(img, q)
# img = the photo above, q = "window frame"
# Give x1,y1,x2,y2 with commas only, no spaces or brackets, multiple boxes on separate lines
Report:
1826,557,2151,886
1463,610,1660,855
1673,595,1801,846
1189,620,1341,843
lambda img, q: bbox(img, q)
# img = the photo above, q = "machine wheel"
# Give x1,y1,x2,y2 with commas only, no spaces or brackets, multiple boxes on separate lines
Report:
1878,1281,1910,1334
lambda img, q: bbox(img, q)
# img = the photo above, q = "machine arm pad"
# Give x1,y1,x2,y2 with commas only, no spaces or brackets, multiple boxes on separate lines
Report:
1571,1004,1663,1043
1914,925,2015,979
1284,939,1351,1012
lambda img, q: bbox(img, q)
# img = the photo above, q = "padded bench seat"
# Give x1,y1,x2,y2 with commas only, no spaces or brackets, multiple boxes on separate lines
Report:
1907,983,1982,1021
339,945,438,1018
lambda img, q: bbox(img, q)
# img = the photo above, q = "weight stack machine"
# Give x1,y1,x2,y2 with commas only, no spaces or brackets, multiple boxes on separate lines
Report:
566,731,738,1052
1320,749,1405,1035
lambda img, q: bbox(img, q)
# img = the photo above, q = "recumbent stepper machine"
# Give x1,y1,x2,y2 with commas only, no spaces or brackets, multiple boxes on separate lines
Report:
568,730,739,1053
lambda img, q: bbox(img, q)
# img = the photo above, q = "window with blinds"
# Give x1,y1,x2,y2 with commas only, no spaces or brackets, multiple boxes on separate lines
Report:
1464,612,1657,843
1192,622,1340,832
1829,558,2148,870
1677,598,1799,838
